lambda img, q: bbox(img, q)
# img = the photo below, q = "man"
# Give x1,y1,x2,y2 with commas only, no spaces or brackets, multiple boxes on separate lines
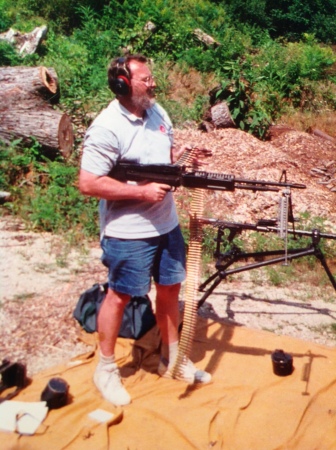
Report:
79,54,211,407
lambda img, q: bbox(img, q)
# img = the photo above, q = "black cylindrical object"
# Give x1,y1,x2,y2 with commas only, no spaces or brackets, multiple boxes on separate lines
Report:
41,377,69,409
271,349,293,376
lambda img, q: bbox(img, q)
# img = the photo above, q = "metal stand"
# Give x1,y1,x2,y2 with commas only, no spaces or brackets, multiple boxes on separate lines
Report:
198,223,336,308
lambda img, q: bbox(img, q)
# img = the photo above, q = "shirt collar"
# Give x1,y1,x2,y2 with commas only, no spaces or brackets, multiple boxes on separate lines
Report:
113,99,152,123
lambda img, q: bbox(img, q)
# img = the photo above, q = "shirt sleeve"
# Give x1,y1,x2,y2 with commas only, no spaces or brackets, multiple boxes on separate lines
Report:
81,125,119,176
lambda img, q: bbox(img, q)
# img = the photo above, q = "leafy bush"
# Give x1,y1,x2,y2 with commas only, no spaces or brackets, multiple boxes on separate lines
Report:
0,0,12,32
225,0,336,43
7,0,108,33
0,141,98,239
0,41,21,65
27,161,98,237
253,37,336,110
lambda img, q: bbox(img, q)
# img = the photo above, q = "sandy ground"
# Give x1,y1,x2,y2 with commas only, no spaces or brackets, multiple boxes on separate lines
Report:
1,216,335,378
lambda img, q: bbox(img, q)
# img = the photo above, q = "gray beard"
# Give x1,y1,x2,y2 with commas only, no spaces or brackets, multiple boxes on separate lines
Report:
133,94,156,111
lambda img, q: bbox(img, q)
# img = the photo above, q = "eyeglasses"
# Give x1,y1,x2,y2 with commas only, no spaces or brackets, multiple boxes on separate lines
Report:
132,75,155,86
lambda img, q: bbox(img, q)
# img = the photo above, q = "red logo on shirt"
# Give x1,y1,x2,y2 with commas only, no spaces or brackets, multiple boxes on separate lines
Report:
160,125,166,133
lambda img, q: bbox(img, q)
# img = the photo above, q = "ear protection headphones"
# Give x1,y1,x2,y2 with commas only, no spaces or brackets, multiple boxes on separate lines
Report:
110,58,132,96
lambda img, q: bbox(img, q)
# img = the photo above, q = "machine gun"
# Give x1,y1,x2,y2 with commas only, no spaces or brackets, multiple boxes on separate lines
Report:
198,217,336,307
110,162,306,193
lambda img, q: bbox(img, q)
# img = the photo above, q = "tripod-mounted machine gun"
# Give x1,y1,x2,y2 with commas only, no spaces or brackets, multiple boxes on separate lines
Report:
198,170,336,307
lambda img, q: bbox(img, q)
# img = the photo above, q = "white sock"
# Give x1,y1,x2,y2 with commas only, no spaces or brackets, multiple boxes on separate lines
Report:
99,352,115,365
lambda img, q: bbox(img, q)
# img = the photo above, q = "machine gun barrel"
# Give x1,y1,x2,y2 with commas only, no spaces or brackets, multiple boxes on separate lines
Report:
110,162,306,193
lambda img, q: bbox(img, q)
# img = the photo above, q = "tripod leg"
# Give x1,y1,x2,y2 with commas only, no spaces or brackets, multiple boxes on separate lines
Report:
199,270,222,291
314,248,336,291
198,275,224,308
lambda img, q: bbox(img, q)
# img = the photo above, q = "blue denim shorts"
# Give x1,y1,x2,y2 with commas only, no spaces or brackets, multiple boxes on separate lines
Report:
101,226,186,296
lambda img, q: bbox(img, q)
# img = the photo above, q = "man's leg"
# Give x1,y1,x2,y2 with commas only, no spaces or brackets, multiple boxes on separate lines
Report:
155,282,211,384
97,288,130,356
94,289,132,406
153,226,211,384
95,235,158,405
155,282,180,346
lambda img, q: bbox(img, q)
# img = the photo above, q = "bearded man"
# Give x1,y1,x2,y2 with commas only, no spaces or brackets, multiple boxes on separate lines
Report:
79,54,211,407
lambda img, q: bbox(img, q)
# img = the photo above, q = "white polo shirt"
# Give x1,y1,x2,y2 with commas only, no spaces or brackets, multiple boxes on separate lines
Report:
81,99,179,239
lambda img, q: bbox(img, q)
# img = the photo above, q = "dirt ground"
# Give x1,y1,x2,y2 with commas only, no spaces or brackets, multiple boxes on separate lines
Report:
1,127,336,378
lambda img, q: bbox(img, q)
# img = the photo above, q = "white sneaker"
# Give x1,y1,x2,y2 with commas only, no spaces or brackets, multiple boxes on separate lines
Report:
158,356,212,384
94,362,131,406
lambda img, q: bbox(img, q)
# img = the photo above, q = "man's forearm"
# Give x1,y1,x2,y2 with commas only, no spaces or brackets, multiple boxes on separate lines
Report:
79,169,170,203
79,171,146,201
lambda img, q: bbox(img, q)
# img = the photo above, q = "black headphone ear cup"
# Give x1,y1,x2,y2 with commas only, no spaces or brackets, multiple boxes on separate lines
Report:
111,75,131,96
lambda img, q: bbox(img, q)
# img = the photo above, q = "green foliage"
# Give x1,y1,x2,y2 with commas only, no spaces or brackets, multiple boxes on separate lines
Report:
225,0,336,43
7,0,108,33
212,36,336,135
0,41,21,65
0,0,12,32
0,141,99,239
215,59,271,137
27,161,98,237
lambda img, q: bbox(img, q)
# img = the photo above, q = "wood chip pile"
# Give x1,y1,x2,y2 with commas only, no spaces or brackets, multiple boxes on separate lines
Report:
174,128,336,227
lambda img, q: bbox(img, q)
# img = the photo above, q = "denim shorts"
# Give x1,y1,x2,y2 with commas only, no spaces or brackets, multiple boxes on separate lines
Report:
101,225,186,296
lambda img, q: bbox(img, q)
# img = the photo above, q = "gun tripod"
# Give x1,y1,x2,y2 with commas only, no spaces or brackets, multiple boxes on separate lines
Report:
198,220,336,308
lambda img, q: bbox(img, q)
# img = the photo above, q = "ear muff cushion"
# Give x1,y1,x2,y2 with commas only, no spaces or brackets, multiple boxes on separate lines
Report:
112,75,131,96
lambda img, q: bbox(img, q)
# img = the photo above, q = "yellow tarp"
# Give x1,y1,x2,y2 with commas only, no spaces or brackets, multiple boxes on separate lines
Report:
1,318,336,450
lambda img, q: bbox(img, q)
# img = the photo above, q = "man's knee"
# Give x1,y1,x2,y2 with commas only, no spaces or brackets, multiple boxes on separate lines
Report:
105,288,131,307
156,282,181,298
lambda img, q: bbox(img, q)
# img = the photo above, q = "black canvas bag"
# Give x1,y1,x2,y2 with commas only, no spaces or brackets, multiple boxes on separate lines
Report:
73,283,156,340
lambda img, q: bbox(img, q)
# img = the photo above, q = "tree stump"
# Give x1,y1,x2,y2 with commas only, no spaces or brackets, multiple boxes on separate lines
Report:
0,25,48,56
199,101,235,131
210,102,235,128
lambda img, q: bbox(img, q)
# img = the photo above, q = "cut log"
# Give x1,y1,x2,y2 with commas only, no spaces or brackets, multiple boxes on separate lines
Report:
0,66,59,101
268,124,296,140
308,127,336,143
193,28,220,47
0,109,74,158
0,88,58,111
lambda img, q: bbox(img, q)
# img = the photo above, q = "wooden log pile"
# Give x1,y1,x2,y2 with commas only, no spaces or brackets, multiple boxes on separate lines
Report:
0,66,74,158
